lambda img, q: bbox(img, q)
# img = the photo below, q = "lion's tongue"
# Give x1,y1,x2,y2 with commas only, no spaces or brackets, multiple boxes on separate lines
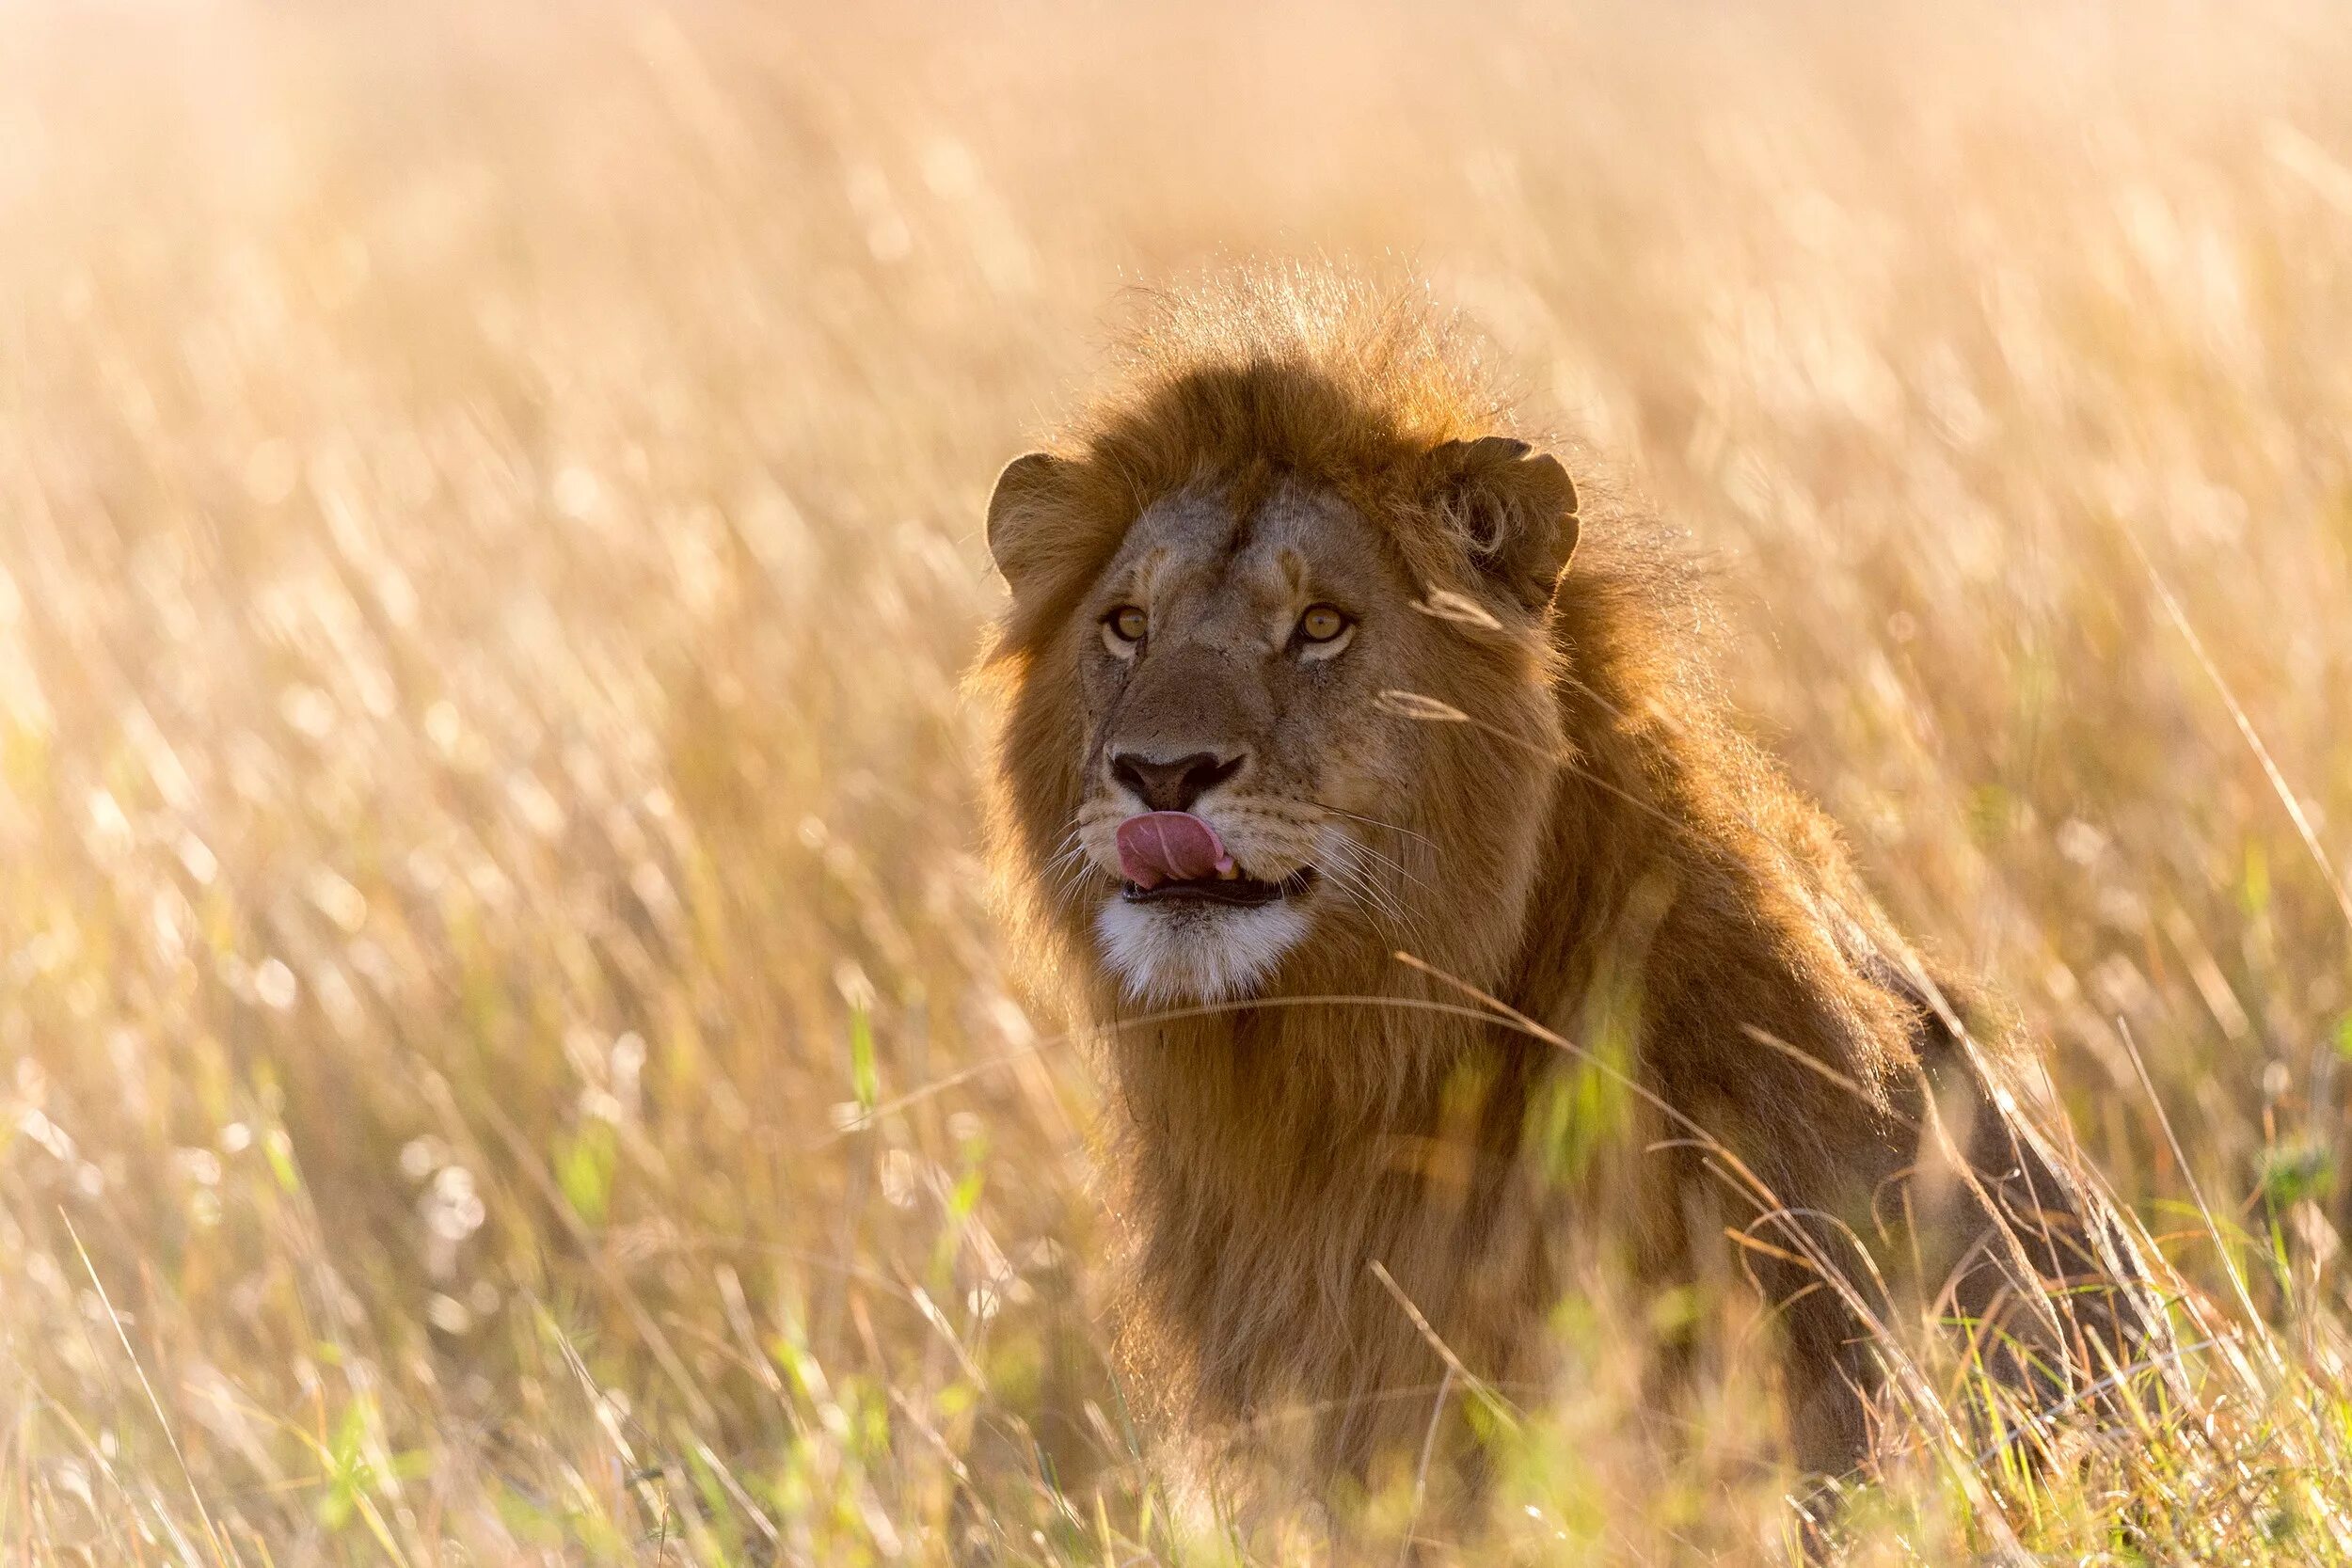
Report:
1116,812,1234,889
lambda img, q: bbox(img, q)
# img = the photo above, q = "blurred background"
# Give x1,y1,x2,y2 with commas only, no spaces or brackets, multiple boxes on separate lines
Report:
4,0,2351,1560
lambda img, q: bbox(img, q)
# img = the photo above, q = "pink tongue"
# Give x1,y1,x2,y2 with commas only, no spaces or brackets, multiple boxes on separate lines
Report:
1115,812,1233,889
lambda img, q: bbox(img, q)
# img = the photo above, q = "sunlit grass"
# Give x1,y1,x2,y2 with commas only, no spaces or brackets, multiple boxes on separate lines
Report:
3,0,2351,1560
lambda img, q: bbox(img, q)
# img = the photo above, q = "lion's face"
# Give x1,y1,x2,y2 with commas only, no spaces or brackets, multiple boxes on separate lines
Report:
988,435,1581,1009
1069,482,1433,1003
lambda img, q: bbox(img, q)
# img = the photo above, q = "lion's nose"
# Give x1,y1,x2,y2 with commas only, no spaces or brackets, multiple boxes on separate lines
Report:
1110,750,1246,814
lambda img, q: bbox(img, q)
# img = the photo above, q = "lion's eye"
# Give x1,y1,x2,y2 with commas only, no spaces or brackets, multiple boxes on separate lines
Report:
1296,604,1350,643
1105,606,1148,644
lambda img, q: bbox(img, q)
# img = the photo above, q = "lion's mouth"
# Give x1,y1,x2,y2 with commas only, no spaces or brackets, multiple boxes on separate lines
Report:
1121,867,1316,908
1112,810,1314,908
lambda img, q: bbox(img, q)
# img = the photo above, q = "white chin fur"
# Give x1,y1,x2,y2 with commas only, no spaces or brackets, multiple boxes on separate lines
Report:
1095,895,1310,1007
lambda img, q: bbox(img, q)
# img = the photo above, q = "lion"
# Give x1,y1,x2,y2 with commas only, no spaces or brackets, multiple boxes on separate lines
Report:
978,272,2157,1519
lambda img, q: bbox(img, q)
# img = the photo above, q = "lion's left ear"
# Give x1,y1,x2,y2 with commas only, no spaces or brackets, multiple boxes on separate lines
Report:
1428,436,1581,612
986,451,1068,597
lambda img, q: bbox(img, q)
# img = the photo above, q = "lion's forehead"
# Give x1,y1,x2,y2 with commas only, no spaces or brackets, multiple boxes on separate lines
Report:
1111,483,1396,628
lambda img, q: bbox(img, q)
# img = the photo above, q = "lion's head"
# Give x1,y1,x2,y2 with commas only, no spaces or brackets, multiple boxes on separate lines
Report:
983,277,1584,1011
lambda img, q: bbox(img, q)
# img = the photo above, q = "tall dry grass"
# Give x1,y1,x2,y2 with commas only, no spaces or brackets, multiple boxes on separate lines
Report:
3,0,2351,1560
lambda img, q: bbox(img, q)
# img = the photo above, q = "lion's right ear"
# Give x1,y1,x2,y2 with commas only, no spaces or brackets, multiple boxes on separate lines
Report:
1428,436,1581,613
986,451,1068,595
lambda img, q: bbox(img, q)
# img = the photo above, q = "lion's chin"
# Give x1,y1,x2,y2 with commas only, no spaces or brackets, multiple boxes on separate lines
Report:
1094,895,1311,1008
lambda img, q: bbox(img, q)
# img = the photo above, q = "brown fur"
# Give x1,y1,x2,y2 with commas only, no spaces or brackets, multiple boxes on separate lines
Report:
979,271,2154,1507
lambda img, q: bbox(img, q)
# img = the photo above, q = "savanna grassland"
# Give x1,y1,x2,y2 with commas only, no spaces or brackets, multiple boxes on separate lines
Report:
5,1,2352,1561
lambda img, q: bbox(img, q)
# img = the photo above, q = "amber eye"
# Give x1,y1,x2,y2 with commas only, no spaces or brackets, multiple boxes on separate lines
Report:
1105,605,1148,643
1296,604,1350,643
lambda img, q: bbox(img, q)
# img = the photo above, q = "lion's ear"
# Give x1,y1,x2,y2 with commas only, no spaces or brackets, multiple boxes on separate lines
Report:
1429,436,1581,612
986,451,1068,595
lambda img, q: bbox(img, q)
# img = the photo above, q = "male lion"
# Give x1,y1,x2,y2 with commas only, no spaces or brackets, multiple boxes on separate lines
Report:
980,275,2153,1513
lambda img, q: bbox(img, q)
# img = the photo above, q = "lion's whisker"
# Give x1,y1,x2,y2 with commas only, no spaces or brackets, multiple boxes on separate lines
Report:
1322,837,1421,944
1041,828,1106,900
1312,800,1438,853
1343,836,1434,898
